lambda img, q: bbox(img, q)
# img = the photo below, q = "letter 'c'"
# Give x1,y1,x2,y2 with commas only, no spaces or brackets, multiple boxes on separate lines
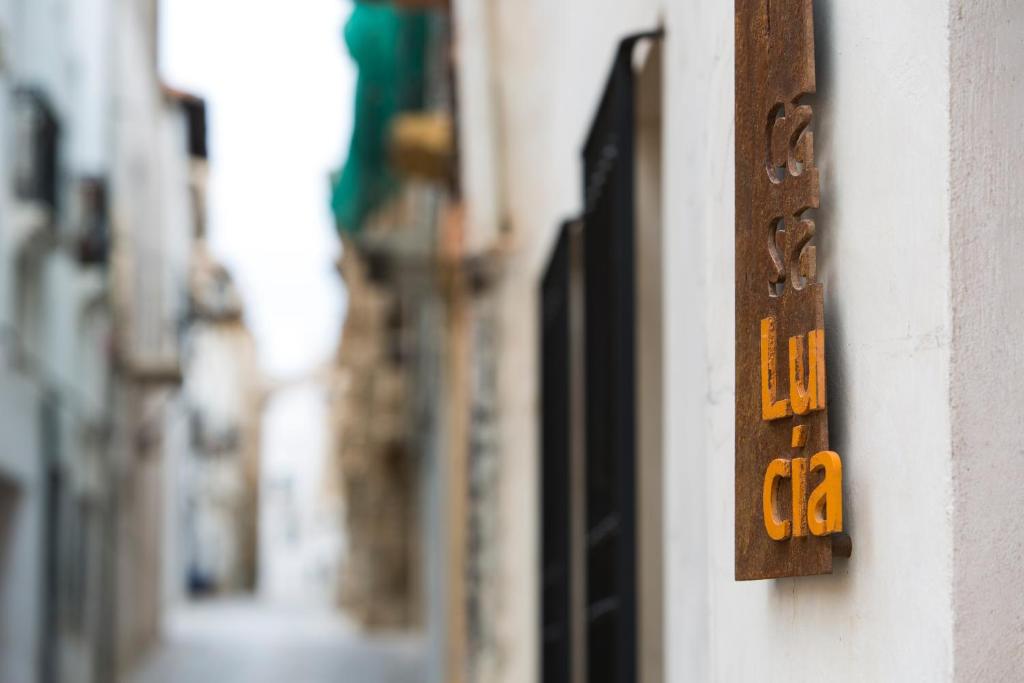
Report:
763,458,792,541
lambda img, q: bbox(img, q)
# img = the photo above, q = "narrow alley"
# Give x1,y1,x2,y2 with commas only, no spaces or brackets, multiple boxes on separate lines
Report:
4,0,1024,681
130,600,424,683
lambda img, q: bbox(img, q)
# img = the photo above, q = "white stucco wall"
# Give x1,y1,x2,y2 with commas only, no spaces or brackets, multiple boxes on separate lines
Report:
665,0,955,680
0,371,44,683
0,0,117,680
460,0,978,681
481,3,662,682
949,2,1024,679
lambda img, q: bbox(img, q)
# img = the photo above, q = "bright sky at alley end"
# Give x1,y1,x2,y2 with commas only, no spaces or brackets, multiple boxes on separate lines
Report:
160,0,355,379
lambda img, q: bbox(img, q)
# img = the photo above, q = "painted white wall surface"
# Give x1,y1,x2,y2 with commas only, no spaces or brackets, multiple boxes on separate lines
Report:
0,372,44,683
452,0,1024,680
163,392,190,609
0,0,117,679
178,321,261,596
475,2,663,682
949,2,1024,679
452,0,504,252
664,0,954,680
65,0,112,175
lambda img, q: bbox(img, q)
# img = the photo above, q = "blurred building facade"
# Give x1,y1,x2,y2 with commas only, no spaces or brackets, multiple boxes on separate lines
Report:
0,1,260,681
179,244,262,597
331,242,418,629
109,7,191,674
331,1,1024,683
329,4,509,683
0,1,125,680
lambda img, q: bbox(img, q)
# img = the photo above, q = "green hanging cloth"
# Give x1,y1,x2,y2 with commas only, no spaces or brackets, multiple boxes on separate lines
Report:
331,2,428,235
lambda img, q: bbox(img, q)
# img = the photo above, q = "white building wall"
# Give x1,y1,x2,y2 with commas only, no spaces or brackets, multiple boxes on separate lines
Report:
451,0,504,252
949,1,1024,679
181,321,261,596
0,0,117,679
65,0,113,176
0,0,200,677
478,3,661,683
665,1,954,680
162,390,189,609
453,0,1018,681
0,372,44,683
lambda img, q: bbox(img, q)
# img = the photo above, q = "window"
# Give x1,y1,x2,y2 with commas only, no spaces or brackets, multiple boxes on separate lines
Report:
539,31,663,683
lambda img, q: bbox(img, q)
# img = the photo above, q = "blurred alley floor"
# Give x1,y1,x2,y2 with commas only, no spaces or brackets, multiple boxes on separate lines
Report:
128,599,424,683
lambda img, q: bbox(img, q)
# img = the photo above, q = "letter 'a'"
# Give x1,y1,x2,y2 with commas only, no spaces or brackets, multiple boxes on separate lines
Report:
807,451,843,536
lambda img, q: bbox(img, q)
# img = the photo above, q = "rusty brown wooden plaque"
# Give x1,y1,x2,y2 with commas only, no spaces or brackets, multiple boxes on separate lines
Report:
736,0,847,581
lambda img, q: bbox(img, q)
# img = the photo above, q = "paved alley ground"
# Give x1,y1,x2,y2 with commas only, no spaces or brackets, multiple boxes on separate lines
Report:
129,600,425,683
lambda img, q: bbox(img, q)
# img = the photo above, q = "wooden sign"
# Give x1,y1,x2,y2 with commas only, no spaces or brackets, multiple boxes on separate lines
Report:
735,0,849,581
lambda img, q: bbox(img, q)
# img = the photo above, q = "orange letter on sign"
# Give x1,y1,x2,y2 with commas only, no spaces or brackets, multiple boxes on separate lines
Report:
807,451,843,536
789,334,810,415
763,459,792,541
791,458,808,537
810,329,826,411
790,329,827,414
761,317,791,421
